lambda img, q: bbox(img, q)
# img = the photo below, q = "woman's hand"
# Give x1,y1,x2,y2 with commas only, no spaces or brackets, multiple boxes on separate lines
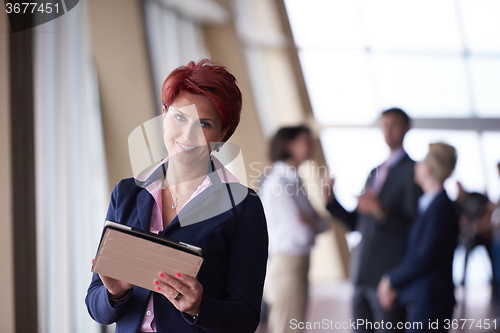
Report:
92,259,133,299
298,211,315,225
154,272,203,317
100,275,134,300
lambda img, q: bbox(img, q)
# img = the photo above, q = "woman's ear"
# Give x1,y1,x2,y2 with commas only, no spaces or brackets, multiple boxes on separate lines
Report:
422,162,434,181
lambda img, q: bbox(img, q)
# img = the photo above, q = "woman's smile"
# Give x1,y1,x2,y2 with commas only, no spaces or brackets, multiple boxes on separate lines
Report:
176,141,201,152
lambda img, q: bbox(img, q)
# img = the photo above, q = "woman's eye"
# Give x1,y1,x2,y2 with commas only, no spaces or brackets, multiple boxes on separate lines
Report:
175,114,186,121
200,121,211,129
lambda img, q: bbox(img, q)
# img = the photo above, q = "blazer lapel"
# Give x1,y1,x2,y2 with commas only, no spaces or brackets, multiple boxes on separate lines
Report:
135,157,243,230
136,189,155,230
134,161,165,230
420,190,446,216
176,169,225,227
378,153,409,196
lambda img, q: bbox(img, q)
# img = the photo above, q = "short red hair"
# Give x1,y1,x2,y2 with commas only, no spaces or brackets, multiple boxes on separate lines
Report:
161,59,242,142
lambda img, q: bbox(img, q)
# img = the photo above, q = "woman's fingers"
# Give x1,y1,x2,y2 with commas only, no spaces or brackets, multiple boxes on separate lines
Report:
157,273,191,294
154,280,184,303
98,272,133,296
174,272,199,289
154,279,192,312
154,280,174,296
155,272,202,316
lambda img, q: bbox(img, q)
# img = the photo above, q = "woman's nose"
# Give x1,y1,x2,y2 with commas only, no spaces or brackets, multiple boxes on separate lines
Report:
182,121,204,142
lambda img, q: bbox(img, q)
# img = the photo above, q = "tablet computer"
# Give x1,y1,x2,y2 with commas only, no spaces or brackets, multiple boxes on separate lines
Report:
91,221,204,292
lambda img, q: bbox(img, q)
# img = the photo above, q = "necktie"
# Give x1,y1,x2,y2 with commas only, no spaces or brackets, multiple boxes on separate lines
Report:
370,161,390,195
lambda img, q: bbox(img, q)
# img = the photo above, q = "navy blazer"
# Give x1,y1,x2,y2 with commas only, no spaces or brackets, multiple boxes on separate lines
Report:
389,190,459,306
86,166,269,333
326,154,422,287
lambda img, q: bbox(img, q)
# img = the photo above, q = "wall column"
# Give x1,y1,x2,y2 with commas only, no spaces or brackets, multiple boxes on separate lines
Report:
87,0,157,188
0,9,15,333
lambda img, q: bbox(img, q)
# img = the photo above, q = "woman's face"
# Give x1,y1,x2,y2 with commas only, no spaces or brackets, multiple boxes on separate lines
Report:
414,160,431,187
163,92,228,164
287,131,313,164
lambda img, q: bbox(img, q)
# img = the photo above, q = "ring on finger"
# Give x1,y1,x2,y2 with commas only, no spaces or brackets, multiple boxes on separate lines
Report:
174,292,182,301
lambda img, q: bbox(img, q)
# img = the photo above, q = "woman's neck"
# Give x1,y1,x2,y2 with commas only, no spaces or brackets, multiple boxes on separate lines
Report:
421,179,443,195
165,156,211,192
284,158,301,169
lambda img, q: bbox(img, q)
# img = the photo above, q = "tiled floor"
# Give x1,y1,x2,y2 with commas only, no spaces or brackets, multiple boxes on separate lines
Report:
257,280,499,333
452,285,498,333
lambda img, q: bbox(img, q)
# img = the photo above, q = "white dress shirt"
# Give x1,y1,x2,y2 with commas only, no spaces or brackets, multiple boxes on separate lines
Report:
260,161,328,256
418,188,441,214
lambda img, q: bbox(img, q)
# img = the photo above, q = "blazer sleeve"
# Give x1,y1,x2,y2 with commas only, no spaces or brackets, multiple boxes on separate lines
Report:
326,196,358,231
325,168,376,231
189,190,269,333
85,181,134,324
389,202,453,288
384,164,422,228
325,169,368,231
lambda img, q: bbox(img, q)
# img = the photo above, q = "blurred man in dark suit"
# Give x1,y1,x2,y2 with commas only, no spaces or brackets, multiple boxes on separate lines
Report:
455,186,496,296
490,162,500,307
378,143,459,333
326,108,422,332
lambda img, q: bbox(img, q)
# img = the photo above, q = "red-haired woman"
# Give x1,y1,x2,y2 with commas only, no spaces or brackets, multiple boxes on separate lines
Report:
86,59,268,333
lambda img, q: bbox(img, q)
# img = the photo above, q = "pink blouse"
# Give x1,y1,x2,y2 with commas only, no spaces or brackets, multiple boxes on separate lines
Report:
139,157,238,331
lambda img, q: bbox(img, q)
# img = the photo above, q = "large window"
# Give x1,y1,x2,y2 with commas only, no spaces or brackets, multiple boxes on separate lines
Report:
143,0,227,107
285,0,500,205
35,2,108,332
285,0,500,285
286,0,500,122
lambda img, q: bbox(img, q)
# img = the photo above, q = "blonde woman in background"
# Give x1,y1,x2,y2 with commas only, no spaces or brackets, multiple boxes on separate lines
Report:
378,143,459,333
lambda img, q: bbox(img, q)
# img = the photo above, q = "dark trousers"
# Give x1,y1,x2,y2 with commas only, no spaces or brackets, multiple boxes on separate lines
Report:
353,285,406,333
404,300,454,333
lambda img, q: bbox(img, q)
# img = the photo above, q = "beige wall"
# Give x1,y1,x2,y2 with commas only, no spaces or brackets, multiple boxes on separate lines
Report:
204,23,269,186
261,0,351,280
206,0,349,280
250,0,305,127
0,9,15,333
87,0,157,189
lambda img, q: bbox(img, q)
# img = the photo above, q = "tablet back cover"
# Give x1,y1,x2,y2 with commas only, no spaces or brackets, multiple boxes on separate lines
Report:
91,228,203,292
